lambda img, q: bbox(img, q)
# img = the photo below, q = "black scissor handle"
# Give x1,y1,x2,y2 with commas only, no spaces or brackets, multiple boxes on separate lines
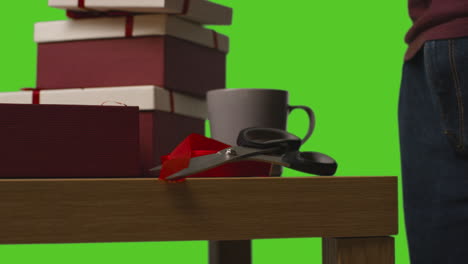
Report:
282,151,338,176
237,127,302,152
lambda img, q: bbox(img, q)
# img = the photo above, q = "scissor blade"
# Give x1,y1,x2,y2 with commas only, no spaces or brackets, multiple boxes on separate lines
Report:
150,165,163,172
165,151,232,180
165,146,282,180
150,147,245,173
153,154,288,173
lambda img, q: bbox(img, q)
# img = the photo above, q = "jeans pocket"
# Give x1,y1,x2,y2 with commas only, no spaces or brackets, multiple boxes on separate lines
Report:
424,38,468,157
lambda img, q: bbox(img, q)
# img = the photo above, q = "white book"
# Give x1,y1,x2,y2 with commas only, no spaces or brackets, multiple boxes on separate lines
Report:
48,0,232,25
34,14,229,52
0,86,207,120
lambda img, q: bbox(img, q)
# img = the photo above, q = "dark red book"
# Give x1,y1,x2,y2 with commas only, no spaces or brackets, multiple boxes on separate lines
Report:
36,36,226,99
0,103,140,178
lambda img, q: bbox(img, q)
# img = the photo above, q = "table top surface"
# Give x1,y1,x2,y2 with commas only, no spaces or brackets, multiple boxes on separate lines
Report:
0,176,398,244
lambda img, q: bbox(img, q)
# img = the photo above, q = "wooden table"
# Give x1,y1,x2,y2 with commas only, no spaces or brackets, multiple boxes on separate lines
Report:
0,176,398,264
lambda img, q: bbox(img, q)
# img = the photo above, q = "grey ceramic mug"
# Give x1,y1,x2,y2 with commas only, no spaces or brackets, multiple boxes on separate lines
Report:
207,88,315,176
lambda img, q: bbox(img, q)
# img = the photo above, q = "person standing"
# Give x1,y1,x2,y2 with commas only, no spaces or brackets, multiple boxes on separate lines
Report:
399,0,468,263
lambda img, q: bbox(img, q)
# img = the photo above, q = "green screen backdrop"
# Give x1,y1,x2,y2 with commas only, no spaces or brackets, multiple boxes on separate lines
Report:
0,0,412,263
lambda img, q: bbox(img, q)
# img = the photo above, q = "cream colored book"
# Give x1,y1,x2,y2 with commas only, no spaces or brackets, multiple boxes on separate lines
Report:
0,86,207,119
34,14,229,52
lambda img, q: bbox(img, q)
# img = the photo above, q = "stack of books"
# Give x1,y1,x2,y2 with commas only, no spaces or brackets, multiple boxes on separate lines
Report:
0,0,232,177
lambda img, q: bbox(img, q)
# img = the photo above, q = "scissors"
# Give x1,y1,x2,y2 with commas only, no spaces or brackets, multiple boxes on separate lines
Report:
150,127,338,180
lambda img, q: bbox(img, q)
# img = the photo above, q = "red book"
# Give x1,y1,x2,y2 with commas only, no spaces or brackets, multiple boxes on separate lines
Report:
37,36,225,99
35,15,228,99
0,103,140,178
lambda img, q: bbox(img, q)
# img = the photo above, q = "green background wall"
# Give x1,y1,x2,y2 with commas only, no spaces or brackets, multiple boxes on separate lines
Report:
0,0,411,263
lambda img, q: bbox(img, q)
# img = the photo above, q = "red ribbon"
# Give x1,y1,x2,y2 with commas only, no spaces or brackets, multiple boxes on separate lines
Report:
125,16,134,38
21,88,41,104
181,0,191,15
212,31,219,50
158,134,273,182
100,101,128,106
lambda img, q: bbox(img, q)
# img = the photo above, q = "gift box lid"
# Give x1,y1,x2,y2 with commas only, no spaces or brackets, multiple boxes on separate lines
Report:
0,103,140,178
0,85,207,120
34,14,229,53
48,0,232,25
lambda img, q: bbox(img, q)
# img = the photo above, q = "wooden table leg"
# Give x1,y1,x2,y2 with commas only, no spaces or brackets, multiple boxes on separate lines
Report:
209,240,251,264
322,237,394,264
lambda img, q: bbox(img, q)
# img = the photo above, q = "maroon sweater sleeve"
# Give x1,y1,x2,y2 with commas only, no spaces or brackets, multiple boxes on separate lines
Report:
404,0,468,61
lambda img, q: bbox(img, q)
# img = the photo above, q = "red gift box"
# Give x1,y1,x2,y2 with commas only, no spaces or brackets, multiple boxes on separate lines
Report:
0,103,140,178
0,85,207,177
35,15,228,99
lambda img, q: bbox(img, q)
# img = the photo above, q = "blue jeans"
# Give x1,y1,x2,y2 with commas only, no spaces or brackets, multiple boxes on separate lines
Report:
399,37,468,263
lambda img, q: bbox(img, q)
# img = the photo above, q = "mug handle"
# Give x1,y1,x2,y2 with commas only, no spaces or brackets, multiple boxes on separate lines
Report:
287,105,315,144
